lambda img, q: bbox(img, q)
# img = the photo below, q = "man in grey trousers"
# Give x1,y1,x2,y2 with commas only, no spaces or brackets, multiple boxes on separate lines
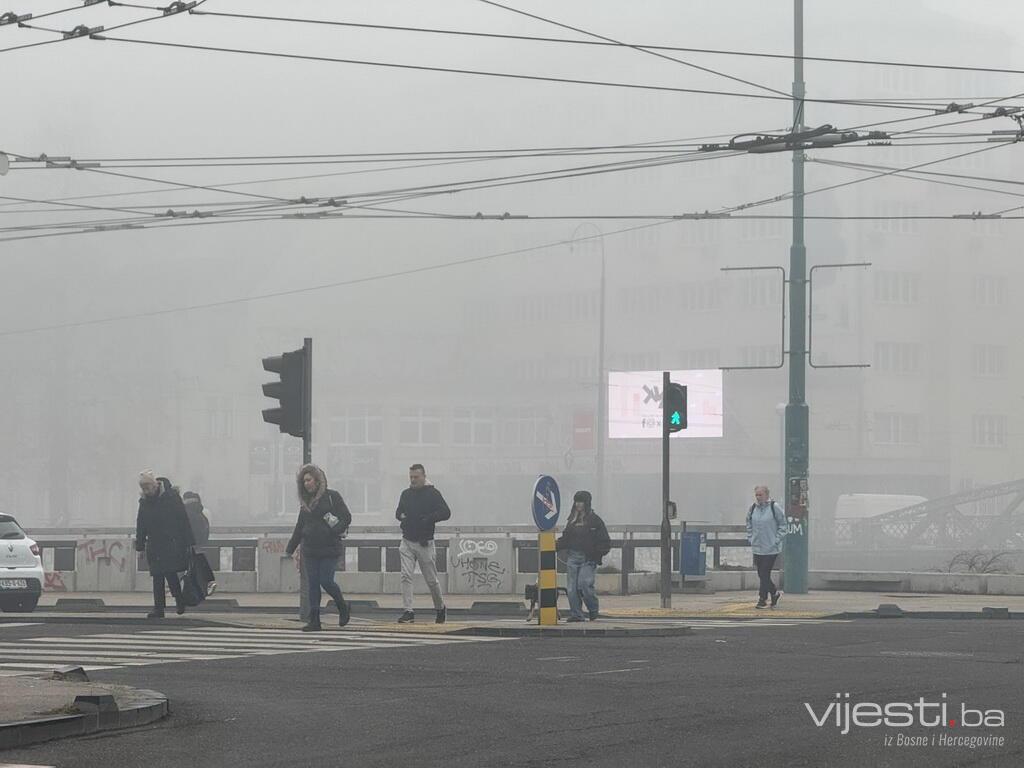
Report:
395,464,450,624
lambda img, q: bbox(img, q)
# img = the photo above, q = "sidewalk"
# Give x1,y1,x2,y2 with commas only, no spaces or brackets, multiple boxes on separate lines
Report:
0,675,167,750
34,589,1024,617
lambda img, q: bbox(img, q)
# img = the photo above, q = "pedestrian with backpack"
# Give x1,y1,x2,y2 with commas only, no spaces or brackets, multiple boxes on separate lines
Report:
285,464,352,631
746,485,788,609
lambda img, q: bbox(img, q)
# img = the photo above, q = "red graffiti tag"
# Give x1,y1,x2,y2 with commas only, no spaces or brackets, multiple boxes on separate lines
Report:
76,539,127,572
44,572,67,592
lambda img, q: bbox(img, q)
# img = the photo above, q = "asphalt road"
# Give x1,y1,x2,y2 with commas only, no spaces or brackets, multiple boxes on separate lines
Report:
1,619,1022,768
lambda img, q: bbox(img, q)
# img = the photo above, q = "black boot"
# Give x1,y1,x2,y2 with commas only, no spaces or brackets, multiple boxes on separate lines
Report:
336,598,350,627
301,615,323,632
146,609,165,619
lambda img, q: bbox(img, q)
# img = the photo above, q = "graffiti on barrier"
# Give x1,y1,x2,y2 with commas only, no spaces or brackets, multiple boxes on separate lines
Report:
44,571,67,591
454,539,498,559
77,539,126,572
454,556,507,591
261,539,288,554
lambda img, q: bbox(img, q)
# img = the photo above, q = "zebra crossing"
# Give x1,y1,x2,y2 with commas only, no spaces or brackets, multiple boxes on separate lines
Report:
0,625,504,676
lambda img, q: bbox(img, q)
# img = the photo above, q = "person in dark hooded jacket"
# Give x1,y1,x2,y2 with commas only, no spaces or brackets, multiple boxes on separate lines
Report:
285,464,352,631
182,491,210,548
556,490,611,622
135,470,194,619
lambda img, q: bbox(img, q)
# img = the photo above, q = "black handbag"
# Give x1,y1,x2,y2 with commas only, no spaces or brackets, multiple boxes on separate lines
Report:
181,551,216,606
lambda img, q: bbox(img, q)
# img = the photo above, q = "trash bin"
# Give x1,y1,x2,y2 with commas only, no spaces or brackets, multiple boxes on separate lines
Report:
679,532,707,577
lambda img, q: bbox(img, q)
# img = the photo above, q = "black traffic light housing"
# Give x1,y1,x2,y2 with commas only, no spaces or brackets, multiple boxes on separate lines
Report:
261,340,310,440
664,382,688,433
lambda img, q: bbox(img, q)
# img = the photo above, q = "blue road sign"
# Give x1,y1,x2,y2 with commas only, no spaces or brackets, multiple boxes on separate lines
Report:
532,475,561,531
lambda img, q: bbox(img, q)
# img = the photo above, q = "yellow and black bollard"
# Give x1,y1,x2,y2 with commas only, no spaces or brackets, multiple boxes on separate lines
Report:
538,531,558,625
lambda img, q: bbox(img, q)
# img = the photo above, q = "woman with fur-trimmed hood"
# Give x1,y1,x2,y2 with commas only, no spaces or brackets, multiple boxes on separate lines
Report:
285,464,353,631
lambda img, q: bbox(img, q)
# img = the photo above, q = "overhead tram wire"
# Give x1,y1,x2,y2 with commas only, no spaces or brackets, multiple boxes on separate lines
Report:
2,210,1023,337
0,147,741,232
188,10,1024,78
808,158,1024,201
474,0,788,98
721,142,1015,215
90,35,966,115
0,0,206,55
3,145,744,226
0,130,770,211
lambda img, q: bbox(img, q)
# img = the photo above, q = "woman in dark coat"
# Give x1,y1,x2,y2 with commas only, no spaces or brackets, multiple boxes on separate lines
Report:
135,470,194,618
285,464,352,631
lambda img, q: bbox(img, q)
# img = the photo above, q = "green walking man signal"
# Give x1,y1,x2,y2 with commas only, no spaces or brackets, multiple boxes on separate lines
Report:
665,383,688,433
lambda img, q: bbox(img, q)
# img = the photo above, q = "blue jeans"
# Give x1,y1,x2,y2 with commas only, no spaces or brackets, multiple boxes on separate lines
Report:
305,556,344,620
566,551,599,619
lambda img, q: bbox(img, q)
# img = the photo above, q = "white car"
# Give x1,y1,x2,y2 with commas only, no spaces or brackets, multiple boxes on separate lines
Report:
0,514,44,612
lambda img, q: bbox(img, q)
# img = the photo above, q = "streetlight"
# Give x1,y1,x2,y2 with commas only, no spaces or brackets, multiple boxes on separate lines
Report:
569,224,607,510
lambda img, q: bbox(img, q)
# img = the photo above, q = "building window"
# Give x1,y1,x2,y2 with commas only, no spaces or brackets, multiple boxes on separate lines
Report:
972,415,1007,448
340,480,381,515
502,407,548,447
676,281,722,312
739,345,782,367
972,345,1007,378
677,349,721,369
872,202,919,234
739,219,786,241
873,413,921,445
329,407,383,446
740,274,783,307
973,275,1007,307
205,396,233,439
874,342,922,374
452,408,494,447
873,271,921,304
399,408,441,446
567,356,598,381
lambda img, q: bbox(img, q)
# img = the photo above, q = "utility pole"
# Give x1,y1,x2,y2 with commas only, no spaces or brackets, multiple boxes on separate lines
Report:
783,0,810,594
596,238,607,512
660,371,671,608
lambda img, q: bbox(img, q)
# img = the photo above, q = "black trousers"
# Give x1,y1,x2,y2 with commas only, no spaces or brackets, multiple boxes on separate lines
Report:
152,573,183,611
753,554,779,601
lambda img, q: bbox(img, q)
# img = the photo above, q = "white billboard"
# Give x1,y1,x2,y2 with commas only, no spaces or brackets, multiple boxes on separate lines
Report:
608,369,723,439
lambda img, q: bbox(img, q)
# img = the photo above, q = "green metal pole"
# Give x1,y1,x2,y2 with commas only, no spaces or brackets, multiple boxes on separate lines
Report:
784,0,810,594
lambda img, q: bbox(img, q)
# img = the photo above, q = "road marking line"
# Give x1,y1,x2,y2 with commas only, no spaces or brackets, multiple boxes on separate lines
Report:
536,656,579,661
576,667,645,677
0,623,40,630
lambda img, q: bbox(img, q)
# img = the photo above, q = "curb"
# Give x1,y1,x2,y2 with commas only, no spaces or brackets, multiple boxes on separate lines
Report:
449,625,694,638
832,610,1024,620
0,687,168,751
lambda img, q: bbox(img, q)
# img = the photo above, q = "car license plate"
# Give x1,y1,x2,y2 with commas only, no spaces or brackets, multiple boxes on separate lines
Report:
0,579,27,589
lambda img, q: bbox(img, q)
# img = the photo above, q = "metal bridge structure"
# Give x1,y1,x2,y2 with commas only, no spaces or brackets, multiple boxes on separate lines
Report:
835,479,1024,550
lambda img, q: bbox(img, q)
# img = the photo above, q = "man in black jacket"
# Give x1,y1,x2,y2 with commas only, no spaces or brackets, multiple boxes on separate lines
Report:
395,464,450,623
556,490,611,622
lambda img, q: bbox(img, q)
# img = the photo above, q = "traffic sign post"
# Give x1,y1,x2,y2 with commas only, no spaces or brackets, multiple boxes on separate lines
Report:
532,475,561,626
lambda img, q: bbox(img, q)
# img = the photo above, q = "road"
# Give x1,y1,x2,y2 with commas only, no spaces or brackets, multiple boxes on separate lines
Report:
1,618,1021,768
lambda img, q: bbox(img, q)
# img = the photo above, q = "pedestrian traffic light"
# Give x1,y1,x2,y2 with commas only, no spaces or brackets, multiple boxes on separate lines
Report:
261,347,306,438
665,383,687,433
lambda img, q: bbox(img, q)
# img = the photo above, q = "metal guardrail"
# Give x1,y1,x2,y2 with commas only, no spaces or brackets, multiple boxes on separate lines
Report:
32,526,753,589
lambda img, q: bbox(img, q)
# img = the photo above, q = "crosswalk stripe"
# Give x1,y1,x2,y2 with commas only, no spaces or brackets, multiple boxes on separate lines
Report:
0,625,504,676
26,636,380,649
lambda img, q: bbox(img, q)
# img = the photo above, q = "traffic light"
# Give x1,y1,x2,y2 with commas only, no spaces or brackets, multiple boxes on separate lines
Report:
261,347,306,438
664,382,688,433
